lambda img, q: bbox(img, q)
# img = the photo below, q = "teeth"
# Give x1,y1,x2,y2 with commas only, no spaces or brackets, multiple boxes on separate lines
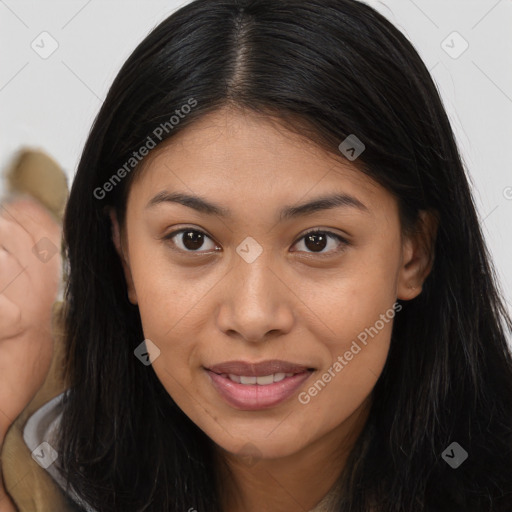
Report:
240,375,257,385
256,374,274,385
224,372,298,385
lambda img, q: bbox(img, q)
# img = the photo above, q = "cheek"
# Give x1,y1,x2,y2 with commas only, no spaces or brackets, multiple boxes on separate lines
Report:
127,247,214,395
293,244,400,432
129,240,209,337
306,234,400,351
297,319,393,443
294,282,397,446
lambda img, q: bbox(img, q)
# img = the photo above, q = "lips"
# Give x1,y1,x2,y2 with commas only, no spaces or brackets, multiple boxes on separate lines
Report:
206,359,313,377
204,359,315,410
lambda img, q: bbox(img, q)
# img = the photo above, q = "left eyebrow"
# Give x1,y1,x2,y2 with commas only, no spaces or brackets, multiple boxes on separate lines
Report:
145,190,369,220
279,193,369,220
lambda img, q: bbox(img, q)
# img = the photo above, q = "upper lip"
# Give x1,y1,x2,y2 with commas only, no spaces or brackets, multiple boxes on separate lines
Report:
206,360,314,377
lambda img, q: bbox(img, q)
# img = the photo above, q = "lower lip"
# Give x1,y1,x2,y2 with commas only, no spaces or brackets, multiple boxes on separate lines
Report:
205,369,313,410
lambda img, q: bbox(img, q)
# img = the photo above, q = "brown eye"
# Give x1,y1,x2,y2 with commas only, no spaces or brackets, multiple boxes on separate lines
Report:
164,228,218,253
292,229,348,256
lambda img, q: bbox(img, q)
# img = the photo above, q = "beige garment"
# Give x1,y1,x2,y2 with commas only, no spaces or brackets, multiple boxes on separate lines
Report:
2,301,76,511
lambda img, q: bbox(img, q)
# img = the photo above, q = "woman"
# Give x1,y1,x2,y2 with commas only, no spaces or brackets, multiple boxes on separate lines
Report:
2,0,512,510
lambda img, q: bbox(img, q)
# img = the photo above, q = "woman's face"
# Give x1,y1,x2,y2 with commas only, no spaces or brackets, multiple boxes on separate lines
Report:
111,107,427,461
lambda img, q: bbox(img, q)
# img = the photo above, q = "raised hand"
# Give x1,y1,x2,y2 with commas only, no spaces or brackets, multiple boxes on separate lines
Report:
0,196,62,511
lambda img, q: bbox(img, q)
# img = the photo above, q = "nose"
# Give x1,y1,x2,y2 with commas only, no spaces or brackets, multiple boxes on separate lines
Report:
215,253,295,344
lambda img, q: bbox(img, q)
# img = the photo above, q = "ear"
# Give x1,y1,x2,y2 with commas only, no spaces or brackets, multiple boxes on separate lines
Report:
397,210,438,301
109,208,138,305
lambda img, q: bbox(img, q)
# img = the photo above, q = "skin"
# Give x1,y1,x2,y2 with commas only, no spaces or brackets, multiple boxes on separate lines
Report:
111,106,436,512
0,197,62,512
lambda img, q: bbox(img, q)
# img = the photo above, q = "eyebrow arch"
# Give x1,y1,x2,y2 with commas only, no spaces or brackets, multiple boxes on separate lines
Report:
145,190,369,220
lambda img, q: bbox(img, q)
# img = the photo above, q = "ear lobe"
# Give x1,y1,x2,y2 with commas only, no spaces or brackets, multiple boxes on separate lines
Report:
397,210,438,301
108,208,138,305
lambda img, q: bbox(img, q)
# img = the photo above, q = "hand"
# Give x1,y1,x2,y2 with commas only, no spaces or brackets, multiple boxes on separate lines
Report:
0,196,62,510
0,196,62,445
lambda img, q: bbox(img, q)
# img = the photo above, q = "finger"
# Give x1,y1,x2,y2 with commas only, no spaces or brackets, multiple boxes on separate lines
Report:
0,214,36,269
0,197,62,269
0,196,62,248
0,292,23,339
0,244,25,295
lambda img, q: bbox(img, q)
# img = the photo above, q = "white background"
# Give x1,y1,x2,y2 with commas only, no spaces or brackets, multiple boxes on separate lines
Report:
1,0,511,328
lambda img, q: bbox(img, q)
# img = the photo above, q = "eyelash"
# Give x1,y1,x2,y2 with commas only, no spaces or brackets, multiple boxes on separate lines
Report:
162,227,349,257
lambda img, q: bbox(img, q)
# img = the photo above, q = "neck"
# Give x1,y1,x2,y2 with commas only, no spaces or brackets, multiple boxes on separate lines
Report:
216,398,371,512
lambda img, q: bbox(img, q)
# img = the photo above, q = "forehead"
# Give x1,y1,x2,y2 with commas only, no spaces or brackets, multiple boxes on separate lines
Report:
127,107,392,216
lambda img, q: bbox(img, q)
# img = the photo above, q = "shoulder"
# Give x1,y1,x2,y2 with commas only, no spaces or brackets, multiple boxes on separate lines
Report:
2,392,84,511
